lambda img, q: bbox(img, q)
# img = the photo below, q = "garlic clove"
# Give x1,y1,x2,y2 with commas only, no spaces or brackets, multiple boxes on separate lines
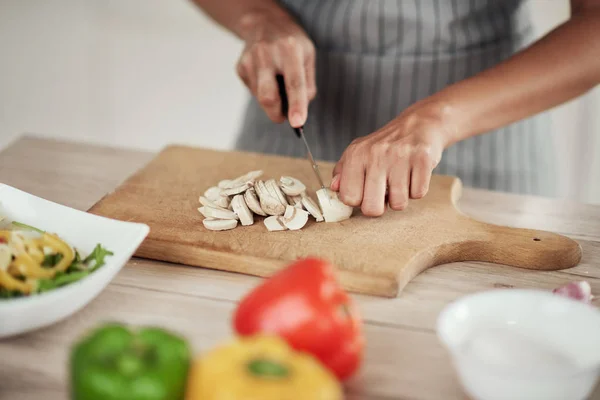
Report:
221,182,253,196
203,205,238,220
264,216,288,231
316,188,353,223
279,176,307,196
553,281,594,303
203,218,238,231
282,206,309,230
244,188,267,216
301,194,324,222
231,194,254,226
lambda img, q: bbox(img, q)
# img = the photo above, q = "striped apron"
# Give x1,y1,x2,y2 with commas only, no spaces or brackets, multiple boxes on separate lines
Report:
234,0,557,197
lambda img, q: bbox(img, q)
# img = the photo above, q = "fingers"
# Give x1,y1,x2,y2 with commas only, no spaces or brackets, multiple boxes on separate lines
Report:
281,39,308,127
305,48,317,101
338,153,366,207
236,55,256,94
409,148,435,199
388,160,411,211
336,141,438,214
361,165,387,217
236,33,315,126
330,158,344,191
256,69,285,123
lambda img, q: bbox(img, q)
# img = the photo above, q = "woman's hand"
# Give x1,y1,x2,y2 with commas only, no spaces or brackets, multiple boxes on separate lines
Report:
236,11,316,127
330,101,459,217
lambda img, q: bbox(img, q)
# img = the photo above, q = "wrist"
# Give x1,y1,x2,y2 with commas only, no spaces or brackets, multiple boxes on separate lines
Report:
403,97,466,148
236,8,293,42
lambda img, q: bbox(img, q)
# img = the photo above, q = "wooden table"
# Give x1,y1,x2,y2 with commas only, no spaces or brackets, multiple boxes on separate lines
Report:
1,136,599,400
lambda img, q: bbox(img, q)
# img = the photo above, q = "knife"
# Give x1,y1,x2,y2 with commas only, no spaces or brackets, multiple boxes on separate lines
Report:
276,74,326,190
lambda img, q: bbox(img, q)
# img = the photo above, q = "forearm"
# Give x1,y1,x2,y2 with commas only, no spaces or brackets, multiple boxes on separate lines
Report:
189,0,294,40
432,10,600,147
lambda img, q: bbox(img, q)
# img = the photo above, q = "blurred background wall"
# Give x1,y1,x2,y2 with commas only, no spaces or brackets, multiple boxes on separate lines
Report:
0,0,598,204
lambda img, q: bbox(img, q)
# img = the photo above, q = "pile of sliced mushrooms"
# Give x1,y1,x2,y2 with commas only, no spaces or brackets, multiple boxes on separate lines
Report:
197,170,353,231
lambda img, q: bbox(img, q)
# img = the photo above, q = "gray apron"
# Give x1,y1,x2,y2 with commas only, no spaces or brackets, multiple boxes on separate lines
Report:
235,0,557,197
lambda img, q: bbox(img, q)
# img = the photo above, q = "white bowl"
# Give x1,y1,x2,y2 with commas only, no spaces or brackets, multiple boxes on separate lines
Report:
0,184,149,338
437,289,600,400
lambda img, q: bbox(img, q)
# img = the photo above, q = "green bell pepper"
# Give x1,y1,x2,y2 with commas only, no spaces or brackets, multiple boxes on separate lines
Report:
70,323,191,400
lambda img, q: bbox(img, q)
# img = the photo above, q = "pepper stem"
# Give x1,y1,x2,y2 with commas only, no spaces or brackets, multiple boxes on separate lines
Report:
247,358,290,378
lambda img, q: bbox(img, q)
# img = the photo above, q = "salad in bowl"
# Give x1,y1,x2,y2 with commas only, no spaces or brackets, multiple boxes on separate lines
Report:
0,219,113,298
0,183,149,338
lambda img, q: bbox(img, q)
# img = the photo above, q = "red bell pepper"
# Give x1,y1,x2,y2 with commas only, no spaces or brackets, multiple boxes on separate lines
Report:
232,257,364,381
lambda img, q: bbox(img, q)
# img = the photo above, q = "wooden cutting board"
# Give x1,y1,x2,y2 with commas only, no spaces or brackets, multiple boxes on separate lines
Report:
88,145,582,297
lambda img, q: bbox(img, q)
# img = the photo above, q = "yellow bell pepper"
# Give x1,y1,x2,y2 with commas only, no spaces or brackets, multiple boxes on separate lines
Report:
0,270,35,293
40,232,75,273
0,231,74,279
185,335,343,400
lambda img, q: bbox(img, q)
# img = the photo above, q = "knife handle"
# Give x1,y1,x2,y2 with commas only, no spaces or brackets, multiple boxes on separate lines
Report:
276,74,302,138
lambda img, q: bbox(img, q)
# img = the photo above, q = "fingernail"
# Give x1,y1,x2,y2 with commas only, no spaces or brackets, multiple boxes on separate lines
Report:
290,112,303,127
330,174,340,189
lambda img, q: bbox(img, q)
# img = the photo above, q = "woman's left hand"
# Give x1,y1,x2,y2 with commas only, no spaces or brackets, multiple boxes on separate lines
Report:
330,100,458,217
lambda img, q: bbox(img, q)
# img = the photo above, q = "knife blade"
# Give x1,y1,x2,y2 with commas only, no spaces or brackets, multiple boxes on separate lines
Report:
276,74,326,189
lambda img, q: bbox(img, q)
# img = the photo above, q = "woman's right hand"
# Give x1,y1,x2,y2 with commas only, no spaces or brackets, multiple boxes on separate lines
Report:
236,11,316,128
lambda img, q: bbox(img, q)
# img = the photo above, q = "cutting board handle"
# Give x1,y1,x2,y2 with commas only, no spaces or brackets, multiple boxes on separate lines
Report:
436,219,582,270
399,220,583,294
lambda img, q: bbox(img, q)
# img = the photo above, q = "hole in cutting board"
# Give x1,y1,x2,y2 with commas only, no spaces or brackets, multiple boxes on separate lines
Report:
533,238,541,242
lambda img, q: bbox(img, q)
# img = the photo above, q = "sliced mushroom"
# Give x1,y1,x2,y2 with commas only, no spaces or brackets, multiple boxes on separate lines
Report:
197,206,208,218
264,216,287,231
255,180,285,216
261,197,285,216
316,188,353,223
203,218,238,231
200,195,231,210
231,194,254,226
244,188,267,216
266,179,289,207
221,182,253,196
283,205,295,220
218,179,235,189
199,196,219,208
282,206,309,230
232,170,263,185
279,176,307,196
202,205,238,220
288,195,304,209
204,186,222,202
213,196,230,209
301,194,324,222
254,180,268,199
